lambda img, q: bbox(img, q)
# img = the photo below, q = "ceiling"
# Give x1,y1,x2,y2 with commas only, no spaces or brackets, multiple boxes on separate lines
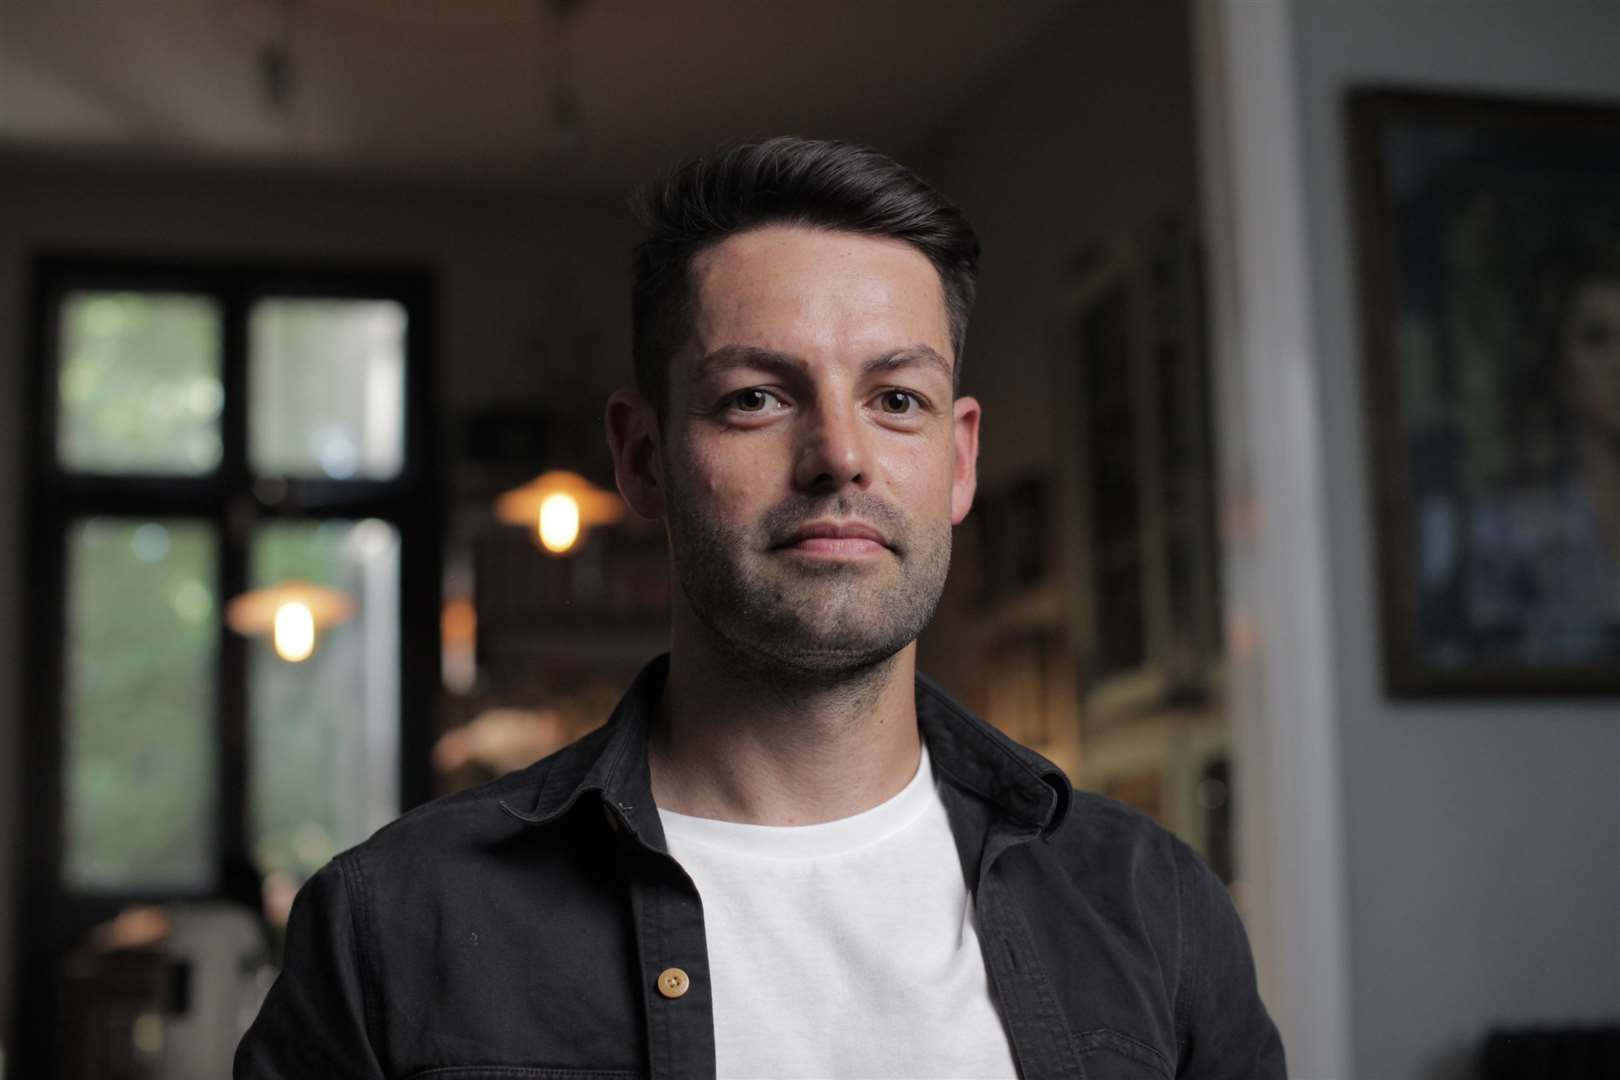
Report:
0,0,1081,192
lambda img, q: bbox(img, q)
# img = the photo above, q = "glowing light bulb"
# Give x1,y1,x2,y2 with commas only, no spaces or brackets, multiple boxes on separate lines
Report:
538,492,581,554
273,600,316,662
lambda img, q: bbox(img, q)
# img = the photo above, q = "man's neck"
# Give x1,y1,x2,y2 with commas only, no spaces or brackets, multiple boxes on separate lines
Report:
649,629,923,827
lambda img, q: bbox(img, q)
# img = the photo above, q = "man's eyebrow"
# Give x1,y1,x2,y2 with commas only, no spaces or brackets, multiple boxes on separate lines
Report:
862,346,952,381
693,344,953,381
694,346,808,379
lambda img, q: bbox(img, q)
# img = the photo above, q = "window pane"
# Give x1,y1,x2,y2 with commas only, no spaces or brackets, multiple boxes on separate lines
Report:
57,292,224,475
249,520,399,891
249,299,406,480
64,519,218,891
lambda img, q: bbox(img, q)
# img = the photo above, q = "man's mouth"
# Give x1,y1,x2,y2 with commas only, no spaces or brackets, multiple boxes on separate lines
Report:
775,519,891,558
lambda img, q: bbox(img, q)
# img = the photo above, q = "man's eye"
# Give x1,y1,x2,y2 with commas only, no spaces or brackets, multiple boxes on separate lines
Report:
877,390,920,415
727,388,780,413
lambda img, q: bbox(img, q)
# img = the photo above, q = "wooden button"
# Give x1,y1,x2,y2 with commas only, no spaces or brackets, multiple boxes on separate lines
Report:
602,804,621,833
656,967,690,999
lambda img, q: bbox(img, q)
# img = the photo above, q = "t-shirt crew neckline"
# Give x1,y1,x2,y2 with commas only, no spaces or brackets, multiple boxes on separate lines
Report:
656,742,935,861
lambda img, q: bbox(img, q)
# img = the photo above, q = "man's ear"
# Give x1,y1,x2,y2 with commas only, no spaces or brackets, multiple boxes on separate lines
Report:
949,394,981,526
606,388,668,519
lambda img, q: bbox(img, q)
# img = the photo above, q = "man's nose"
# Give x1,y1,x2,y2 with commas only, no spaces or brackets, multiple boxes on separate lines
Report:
793,400,871,493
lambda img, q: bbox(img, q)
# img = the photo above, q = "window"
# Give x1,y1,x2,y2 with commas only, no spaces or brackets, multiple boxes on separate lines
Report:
20,257,439,1075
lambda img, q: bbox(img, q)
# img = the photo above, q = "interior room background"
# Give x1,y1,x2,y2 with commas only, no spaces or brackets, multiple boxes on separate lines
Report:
1,2,1616,1078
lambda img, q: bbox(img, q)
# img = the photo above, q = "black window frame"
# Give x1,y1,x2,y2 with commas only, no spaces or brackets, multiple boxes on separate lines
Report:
16,253,442,1075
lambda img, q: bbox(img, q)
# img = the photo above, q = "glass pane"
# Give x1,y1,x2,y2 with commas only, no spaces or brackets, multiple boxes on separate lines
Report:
249,299,406,480
64,519,218,891
248,520,399,898
57,292,224,474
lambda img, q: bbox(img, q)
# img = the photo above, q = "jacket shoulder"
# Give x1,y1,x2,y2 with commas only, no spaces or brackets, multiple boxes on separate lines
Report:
1052,786,1181,852
1043,787,1223,909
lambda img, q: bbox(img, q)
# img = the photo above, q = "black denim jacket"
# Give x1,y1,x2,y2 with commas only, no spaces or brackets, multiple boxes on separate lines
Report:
236,655,1285,1080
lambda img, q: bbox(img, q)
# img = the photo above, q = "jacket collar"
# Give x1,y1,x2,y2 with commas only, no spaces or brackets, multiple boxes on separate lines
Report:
915,669,1071,839
500,652,1071,842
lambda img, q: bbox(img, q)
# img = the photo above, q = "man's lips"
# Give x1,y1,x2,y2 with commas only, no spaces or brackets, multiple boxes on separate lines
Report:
774,520,891,557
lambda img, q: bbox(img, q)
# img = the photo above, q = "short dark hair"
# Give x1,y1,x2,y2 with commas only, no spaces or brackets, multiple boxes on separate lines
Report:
629,136,981,413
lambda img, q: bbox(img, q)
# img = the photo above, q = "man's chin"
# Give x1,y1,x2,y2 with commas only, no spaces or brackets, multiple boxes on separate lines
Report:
674,545,944,681
702,596,917,679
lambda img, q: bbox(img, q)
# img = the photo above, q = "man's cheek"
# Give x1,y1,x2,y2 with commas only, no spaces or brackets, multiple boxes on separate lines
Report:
699,454,775,504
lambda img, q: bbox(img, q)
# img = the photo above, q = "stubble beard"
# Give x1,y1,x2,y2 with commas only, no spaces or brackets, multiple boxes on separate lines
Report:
664,479,953,687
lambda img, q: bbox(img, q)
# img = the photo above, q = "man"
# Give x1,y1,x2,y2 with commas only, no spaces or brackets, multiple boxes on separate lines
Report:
237,137,1285,1079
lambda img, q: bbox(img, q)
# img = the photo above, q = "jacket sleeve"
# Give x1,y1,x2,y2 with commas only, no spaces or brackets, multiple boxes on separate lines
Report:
1173,843,1287,1079
234,858,386,1079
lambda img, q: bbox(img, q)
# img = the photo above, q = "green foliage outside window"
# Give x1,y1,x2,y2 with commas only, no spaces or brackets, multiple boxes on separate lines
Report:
250,521,398,885
58,293,223,475
65,519,218,891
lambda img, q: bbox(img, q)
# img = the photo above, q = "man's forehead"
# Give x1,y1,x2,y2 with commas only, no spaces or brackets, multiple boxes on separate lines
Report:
682,224,953,364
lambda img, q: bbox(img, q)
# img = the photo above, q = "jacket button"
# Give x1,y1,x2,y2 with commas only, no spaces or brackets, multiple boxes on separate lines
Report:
656,967,690,999
602,804,621,833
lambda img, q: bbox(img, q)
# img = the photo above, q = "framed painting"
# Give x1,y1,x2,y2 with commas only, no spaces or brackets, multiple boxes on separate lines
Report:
1351,88,1620,695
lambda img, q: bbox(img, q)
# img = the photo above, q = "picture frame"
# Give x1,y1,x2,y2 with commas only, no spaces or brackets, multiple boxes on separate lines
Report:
1350,88,1620,696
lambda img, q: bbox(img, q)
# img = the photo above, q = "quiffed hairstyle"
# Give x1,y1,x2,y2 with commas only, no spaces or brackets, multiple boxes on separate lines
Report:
629,136,981,413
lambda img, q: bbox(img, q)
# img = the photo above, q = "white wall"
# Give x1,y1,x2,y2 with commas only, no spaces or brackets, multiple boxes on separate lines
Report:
0,157,640,1059
1289,2,1620,1077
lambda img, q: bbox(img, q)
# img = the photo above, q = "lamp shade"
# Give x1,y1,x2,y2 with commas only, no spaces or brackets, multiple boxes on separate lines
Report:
226,580,355,662
494,469,624,555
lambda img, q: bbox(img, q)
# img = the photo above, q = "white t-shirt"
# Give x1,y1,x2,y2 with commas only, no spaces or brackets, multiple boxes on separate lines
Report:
658,743,1020,1080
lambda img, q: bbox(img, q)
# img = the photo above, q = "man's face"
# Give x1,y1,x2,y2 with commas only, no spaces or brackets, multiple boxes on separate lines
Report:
657,224,980,678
